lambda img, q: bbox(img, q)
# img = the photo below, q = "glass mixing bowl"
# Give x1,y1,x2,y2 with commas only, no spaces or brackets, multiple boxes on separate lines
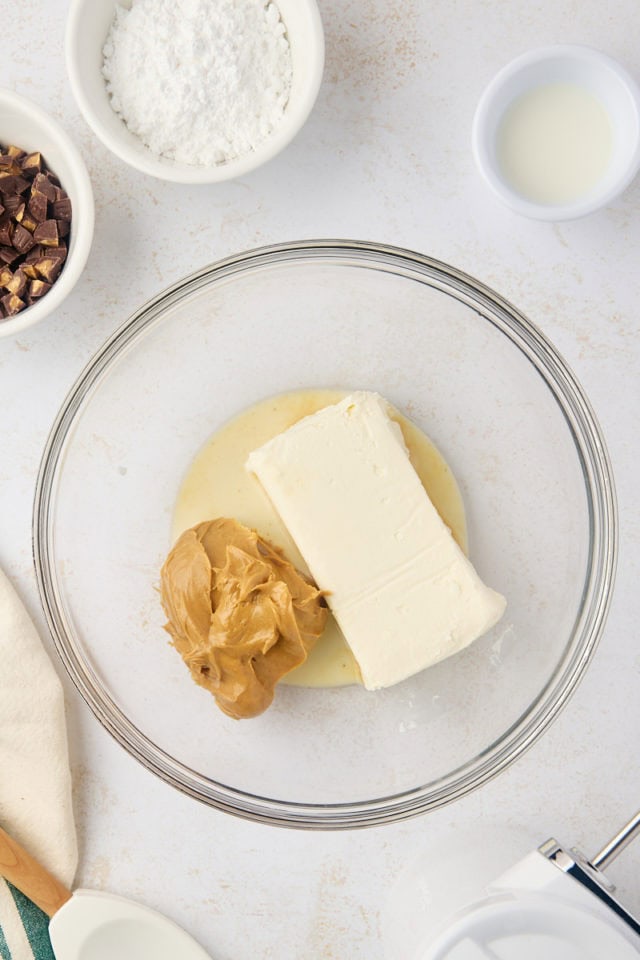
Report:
34,241,617,828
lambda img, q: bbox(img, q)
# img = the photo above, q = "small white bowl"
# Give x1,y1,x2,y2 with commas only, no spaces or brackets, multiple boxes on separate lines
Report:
472,45,640,220
65,0,325,184
0,89,94,338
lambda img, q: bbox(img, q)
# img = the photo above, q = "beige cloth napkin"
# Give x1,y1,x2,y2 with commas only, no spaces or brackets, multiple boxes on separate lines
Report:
0,567,76,960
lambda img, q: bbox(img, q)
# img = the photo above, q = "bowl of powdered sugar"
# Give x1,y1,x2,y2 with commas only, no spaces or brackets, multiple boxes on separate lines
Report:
65,0,324,182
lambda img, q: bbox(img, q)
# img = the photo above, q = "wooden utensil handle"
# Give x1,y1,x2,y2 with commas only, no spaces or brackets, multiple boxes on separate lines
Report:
0,826,72,918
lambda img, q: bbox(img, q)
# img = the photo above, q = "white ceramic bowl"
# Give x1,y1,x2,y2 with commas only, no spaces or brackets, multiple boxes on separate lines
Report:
472,45,640,220
65,0,325,183
0,89,94,339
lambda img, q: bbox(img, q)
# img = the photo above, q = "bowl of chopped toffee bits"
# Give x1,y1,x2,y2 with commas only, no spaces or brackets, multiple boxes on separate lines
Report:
0,88,93,337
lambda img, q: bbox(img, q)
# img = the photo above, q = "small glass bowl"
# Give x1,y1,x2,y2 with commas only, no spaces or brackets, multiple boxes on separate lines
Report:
34,241,617,828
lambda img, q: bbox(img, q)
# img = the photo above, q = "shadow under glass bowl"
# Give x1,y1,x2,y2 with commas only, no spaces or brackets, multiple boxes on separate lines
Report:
33,240,617,828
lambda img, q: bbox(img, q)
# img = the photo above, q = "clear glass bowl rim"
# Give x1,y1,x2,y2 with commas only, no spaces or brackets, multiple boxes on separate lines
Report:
33,239,618,829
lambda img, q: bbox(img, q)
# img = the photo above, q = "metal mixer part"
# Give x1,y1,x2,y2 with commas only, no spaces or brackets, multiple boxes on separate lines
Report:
540,810,640,939
593,811,640,871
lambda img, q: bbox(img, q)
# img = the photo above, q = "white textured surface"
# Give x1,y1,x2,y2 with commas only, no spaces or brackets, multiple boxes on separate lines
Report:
1,2,639,958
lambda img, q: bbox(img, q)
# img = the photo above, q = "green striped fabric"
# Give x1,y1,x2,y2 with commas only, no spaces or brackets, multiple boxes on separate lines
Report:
0,923,12,960
0,880,54,960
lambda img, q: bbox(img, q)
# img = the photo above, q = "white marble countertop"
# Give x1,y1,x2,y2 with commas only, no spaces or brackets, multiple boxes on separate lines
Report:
1,1,639,957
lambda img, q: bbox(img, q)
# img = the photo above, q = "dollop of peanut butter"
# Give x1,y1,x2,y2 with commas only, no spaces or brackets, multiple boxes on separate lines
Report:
160,518,328,719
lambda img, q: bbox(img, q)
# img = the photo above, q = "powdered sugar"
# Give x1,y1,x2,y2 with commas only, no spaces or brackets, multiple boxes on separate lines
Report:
102,0,293,166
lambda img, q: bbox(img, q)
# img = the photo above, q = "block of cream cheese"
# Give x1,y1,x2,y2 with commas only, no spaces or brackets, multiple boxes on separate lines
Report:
245,392,506,690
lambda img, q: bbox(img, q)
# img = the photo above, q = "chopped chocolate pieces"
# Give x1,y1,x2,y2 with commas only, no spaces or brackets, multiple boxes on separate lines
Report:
44,244,67,261
0,215,13,246
0,142,71,319
0,245,19,265
52,196,72,220
33,219,58,246
28,279,50,299
20,211,38,233
34,256,63,283
28,190,48,223
21,152,42,177
3,194,23,217
1,292,25,315
32,172,57,202
0,174,30,196
6,268,27,298
12,223,35,254
0,162,22,177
